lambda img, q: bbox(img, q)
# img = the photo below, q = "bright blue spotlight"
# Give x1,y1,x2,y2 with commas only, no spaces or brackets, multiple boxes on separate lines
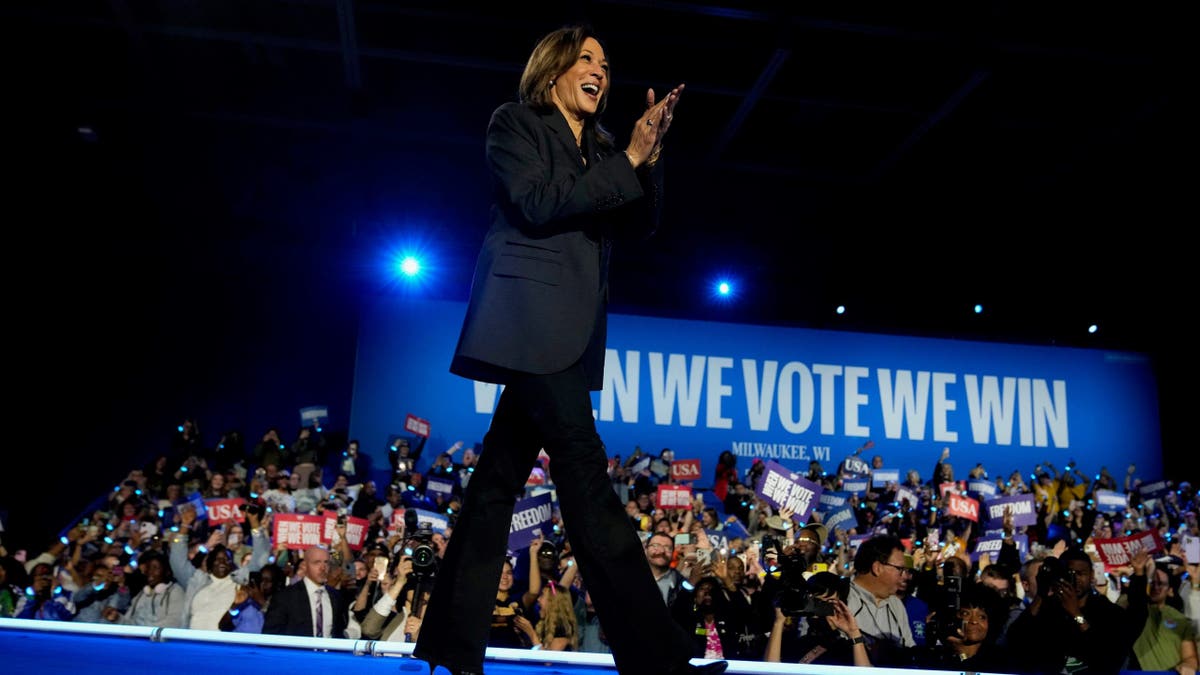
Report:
399,256,421,277
718,281,731,295
1088,324,1098,334
836,305,845,315
974,304,983,314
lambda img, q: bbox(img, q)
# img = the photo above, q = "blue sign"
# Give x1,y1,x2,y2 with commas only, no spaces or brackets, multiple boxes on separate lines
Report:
755,461,823,521
872,469,900,487
983,494,1037,528
508,493,553,552
823,506,857,536
299,405,329,430
972,534,1029,563
843,479,869,495
410,508,448,535
349,299,1163,488
1094,489,1129,514
424,476,455,497
819,491,851,510
968,480,998,498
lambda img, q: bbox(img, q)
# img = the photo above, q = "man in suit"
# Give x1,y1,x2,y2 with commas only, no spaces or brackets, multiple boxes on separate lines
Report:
262,546,346,638
414,25,721,675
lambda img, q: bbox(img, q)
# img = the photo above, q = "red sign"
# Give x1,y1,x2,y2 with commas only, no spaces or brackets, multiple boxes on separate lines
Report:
273,514,326,550
1094,531,1164,569
525,467,546,486
321,515,370,551
404,414,431,438
656,485,692,509
671,459,702,481
939,481,967,498
946,493,980,522
205,499,246,526
388,509,406,534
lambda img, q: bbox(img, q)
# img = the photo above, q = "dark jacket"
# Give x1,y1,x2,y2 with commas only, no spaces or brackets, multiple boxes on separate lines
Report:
262,579,348,638
450,102,662,390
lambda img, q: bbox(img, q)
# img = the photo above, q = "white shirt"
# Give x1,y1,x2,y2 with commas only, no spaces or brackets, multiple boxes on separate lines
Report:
303,577,333,638
189,574,237,630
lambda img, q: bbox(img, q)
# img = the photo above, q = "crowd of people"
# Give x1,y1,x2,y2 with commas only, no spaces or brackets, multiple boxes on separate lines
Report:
0,419,1196,674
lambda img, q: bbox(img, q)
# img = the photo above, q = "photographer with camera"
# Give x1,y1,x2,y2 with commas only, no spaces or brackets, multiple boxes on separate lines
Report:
1008,548,1149,673
765,571,871,666
917,584,1009,670
845,534,915,666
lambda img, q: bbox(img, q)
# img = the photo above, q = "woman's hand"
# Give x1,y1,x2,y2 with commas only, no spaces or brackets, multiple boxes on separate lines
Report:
625,84,684,167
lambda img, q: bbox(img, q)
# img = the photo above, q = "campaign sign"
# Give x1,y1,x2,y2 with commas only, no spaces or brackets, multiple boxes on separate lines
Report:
205,499,246,526
946,493,980,522
971,534,1029,563
842,456,871,477
968,480,998,499
184,493,209,520
1182,535,1200,563
671,459,702,482
1094,489,1129,514
984,494,1037,528
508,493,553,552
629,456,652,474
706,529,730,551
843,479,869,495
322,515,370,550
299,405,329,429
848,534,870,551
819,491,850,510
823,505,857,535
939,481,966,498
388,509,406,534
1094,530,1164,569
872,469,900,487
273,514,326,550
425,476,455,497
895,486,920,510
404,413,431,438
411,508,449,535
657,485,692,509
756,460,823,522
1138,481,1169,500
723,518,751,540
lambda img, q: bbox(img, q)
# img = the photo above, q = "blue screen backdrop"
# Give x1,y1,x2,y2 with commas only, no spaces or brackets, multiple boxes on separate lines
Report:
350,298,1163,486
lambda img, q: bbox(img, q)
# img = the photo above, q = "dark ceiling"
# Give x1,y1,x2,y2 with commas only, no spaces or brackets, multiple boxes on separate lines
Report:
6,3,1189,381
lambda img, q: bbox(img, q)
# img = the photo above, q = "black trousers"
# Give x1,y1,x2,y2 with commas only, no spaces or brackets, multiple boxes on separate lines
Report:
414,362,693,674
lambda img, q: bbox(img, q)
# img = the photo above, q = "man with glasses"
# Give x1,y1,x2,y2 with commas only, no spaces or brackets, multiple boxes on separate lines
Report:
646,533,686,607
846,535,915,665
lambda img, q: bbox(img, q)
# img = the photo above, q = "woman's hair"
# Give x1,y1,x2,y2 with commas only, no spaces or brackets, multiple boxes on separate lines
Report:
518,25,613,149
535,582,579,650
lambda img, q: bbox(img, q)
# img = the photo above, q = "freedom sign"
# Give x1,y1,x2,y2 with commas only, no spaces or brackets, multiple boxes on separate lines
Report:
972,534,1029,563
273,514,326,550
968,480,998,498
1094,489,1129,514
1138,480,1170,501
322,514,370,550
671,459,702,482
823,505,856,535
946,493,980,522
1094,531,1164,569
872,469,900,487
984,494,1037,528
205,499,246,526
755,460,823,522
425,476,455,497
657,484,692,509
508,493,553,552
843,479,868,495
819,491,850,510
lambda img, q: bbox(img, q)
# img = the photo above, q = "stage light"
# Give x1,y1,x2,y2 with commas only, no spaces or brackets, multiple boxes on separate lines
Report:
836,305,845,315
709,276,739,304
399,256,422,277
1088,324,1098,334
717,281,731,296
974,304,983,314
